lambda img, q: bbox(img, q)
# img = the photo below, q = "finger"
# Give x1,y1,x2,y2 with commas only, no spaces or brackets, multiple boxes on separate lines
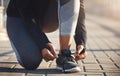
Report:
50,48,58,58
77,45,84,54
75,52,87,61
45,50,55,60
47,43,58,58
42,49,55,60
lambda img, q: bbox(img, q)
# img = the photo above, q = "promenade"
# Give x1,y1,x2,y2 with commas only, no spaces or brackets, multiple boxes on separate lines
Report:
0,14,120,76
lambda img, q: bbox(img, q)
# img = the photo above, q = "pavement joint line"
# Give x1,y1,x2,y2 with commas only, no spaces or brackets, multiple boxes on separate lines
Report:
103,51,120,69
10,64,16,69
48,61,53,68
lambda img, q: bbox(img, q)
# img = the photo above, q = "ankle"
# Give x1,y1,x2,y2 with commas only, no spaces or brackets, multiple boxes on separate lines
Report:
59,49,71,56
59,48,70,54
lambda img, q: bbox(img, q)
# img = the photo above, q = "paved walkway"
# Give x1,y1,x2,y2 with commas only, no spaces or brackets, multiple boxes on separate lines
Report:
0,14,120,76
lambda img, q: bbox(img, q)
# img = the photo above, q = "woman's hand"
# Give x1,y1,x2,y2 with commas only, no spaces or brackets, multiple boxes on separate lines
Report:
42,43,58,62
75,45,87,61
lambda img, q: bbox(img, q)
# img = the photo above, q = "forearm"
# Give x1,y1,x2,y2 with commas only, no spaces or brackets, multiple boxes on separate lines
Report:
74,0,87,47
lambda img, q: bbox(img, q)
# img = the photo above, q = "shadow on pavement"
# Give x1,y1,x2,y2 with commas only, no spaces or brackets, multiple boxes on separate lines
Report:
0,67,64,74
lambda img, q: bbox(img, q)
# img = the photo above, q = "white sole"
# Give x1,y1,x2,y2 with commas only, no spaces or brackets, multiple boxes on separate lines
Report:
56,66,81,73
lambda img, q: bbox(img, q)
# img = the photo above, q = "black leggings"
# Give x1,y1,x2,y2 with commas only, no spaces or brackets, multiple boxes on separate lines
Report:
7,17,46,70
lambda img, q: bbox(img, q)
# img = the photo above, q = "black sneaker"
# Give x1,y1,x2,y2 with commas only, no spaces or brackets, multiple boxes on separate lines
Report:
56,50,81,73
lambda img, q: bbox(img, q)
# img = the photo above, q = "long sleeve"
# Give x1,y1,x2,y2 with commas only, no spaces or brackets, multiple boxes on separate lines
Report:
74,0,87,47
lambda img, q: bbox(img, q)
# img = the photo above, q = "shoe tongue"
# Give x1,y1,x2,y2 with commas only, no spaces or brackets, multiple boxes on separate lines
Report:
61,50,71,56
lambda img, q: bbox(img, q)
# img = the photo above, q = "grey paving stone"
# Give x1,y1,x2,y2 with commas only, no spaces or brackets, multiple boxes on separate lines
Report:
105,51,119,57
87,39,100,50
93,51,108,58
97,59,113,64
106,73,120,76
84,64,101,70
101,64,119,70
94,38,110,50
47,74,84,76
15,64,24,69
82,51,97,64
82,72,104,76
0,62,16,69
0,56,9,61
83,59,98,64
116,51,120,56
0,73,25,76
26,74,44,76
87,74,104,76
39,60,52,68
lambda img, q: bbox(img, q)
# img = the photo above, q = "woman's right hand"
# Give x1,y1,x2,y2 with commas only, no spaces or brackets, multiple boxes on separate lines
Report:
42,43,58,62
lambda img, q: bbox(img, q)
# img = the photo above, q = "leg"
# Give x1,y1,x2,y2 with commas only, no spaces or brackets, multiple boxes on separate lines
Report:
58,0,80,52
16,0,57,62
56,0,81,72
74,0,87,60
7,17,43,70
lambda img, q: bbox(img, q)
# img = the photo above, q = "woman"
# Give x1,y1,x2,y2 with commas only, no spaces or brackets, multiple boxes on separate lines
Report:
6,0,87,72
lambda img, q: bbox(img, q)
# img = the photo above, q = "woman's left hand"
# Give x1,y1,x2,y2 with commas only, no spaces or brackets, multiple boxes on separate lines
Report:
74,45,87,61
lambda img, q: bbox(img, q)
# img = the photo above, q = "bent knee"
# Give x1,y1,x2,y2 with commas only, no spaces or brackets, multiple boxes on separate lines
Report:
19,58,42,70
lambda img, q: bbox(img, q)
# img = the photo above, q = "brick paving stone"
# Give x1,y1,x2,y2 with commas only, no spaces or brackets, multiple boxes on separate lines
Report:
97,59,113,64
102,38,120,50
93,51,108,58
83,58,98,64
100,64,119,70
0,41,11,48
108,38,120,49
26,74,44,76
0,73,25,76
84,64,101,71
47,74,84,76
94,38,110,50
39,60,52,68
0,55,17,69
105,51,119,57
116,51,120,56
7,54,17,62
15,64,24,69
106,73,120,76
87,39,100,50
83,53,97,63
87,74,104,76
0,56,9,61
0,63,16,69
83,72,104,76
82,51,98,64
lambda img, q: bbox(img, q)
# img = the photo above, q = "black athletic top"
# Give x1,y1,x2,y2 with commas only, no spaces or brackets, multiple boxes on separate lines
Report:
7,0,51,45
7,0,20,17
7,0,50,19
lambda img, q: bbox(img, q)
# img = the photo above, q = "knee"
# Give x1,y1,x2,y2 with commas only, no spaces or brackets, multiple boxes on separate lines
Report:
19,57,42,70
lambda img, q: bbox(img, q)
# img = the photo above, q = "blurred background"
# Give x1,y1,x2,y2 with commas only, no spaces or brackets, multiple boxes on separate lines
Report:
85,0,120,20
0,0,120,28
0,0,120,45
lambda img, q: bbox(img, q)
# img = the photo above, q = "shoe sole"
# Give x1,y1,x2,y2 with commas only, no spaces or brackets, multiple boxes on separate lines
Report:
56,66,81,73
